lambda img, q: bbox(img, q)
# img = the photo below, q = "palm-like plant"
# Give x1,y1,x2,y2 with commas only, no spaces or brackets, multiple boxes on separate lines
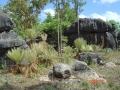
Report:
63,46,73,54
25,29,39,40
25,29,40,47
24,49,37,63
31,43,44,56
39,46,58,67
74,38,87,50
39,33,48,49
74,38,95,52
7,48,24,64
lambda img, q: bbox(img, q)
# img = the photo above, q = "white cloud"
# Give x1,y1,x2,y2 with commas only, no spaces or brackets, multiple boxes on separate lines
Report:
93,0,120,4
43,8,55,17
79,14,88,18
101,0,120,4
90,11,120,22
93,0,97,3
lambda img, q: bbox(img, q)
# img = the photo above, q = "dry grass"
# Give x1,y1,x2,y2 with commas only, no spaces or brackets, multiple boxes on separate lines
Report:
0,50,120,90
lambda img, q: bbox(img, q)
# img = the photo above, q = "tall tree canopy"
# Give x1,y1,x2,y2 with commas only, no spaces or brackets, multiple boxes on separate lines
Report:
3,0,49,30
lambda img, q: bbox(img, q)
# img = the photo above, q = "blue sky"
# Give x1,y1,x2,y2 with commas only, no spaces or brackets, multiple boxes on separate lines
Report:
0,0,120,22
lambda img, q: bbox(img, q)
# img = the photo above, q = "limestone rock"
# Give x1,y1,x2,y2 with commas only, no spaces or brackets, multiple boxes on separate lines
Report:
0,11,15,33
72,60,87,71
53,63,73,79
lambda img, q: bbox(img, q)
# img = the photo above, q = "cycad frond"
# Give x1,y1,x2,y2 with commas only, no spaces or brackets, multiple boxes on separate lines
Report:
7,48,24,64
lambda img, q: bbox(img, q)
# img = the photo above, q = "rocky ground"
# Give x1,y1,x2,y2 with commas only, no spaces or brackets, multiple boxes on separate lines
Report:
0,51,120,90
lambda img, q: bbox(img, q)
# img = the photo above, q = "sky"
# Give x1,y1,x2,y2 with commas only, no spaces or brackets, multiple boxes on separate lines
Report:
0,0,120,22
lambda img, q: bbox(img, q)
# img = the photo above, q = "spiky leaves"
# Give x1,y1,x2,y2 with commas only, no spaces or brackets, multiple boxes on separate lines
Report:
31,43,43,56
7,48,24,64
24,49,37,63
74,38,93,52
25,29,40,40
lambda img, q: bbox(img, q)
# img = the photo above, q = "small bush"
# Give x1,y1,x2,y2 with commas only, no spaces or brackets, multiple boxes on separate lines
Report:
7,48,24,64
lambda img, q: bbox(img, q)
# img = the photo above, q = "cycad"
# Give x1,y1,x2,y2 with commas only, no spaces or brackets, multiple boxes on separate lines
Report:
7,48,24,64
74,38,88,51
39,46,58,67
40,33,48,49
31,43,44,56
25,29,39,40
24,49,37,63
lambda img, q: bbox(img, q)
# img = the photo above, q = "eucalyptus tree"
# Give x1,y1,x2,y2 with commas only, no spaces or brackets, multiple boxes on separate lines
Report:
50,0,75,56
3,0,49,30
71,0,86,37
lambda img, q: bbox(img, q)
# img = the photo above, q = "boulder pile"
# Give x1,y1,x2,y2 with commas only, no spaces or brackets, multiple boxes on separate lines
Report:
0,11,29,69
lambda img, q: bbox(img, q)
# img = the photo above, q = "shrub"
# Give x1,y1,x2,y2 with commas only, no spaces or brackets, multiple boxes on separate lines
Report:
7,48,24,64
24,49,37,63
25,29,40,40
74,38,93,52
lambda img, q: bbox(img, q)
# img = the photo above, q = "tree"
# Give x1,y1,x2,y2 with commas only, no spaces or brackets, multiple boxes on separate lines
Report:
71,0,86,37
48,0,76,56
107,20,120,32
3,0,49,30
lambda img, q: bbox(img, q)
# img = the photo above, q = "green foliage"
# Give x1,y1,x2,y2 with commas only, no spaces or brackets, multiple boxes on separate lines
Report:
3,0,49,30
74,38,103,52
31,42,58,66
1,61,7,71
24,29,40,39
106,20,120,32
31,43,44,56
91,44,102,52
74,38,86,50
103,48,112,54
7,48,24,64
39,46,58,66
74,38,93,52
24,49,37,63
63,46,73,54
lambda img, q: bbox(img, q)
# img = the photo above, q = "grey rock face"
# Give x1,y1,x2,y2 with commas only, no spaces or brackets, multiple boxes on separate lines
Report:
72,60,99,79
64,18,118,49
0,11,15,33
73,67,99,79
106,32,116,49
51,61,100,80
72,60,87,71
78,52,106,65
0,31,26,49
53,63,73,79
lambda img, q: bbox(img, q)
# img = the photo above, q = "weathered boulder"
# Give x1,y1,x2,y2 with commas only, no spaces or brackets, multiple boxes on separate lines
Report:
0,11,15,33
106,32,116,49
53,63,73,79
0,31,29,49
72,60,87,71
50,61,100,80
72,61,99,79
78,52,106,65
64,18,118,49
117,31,120,45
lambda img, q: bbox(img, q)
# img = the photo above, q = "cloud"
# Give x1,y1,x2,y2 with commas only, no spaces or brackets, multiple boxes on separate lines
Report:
93,0,97,3
101,0,120,4
43,8,55,17
90,11,120,22
93,0,120,4
79,14,88,18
